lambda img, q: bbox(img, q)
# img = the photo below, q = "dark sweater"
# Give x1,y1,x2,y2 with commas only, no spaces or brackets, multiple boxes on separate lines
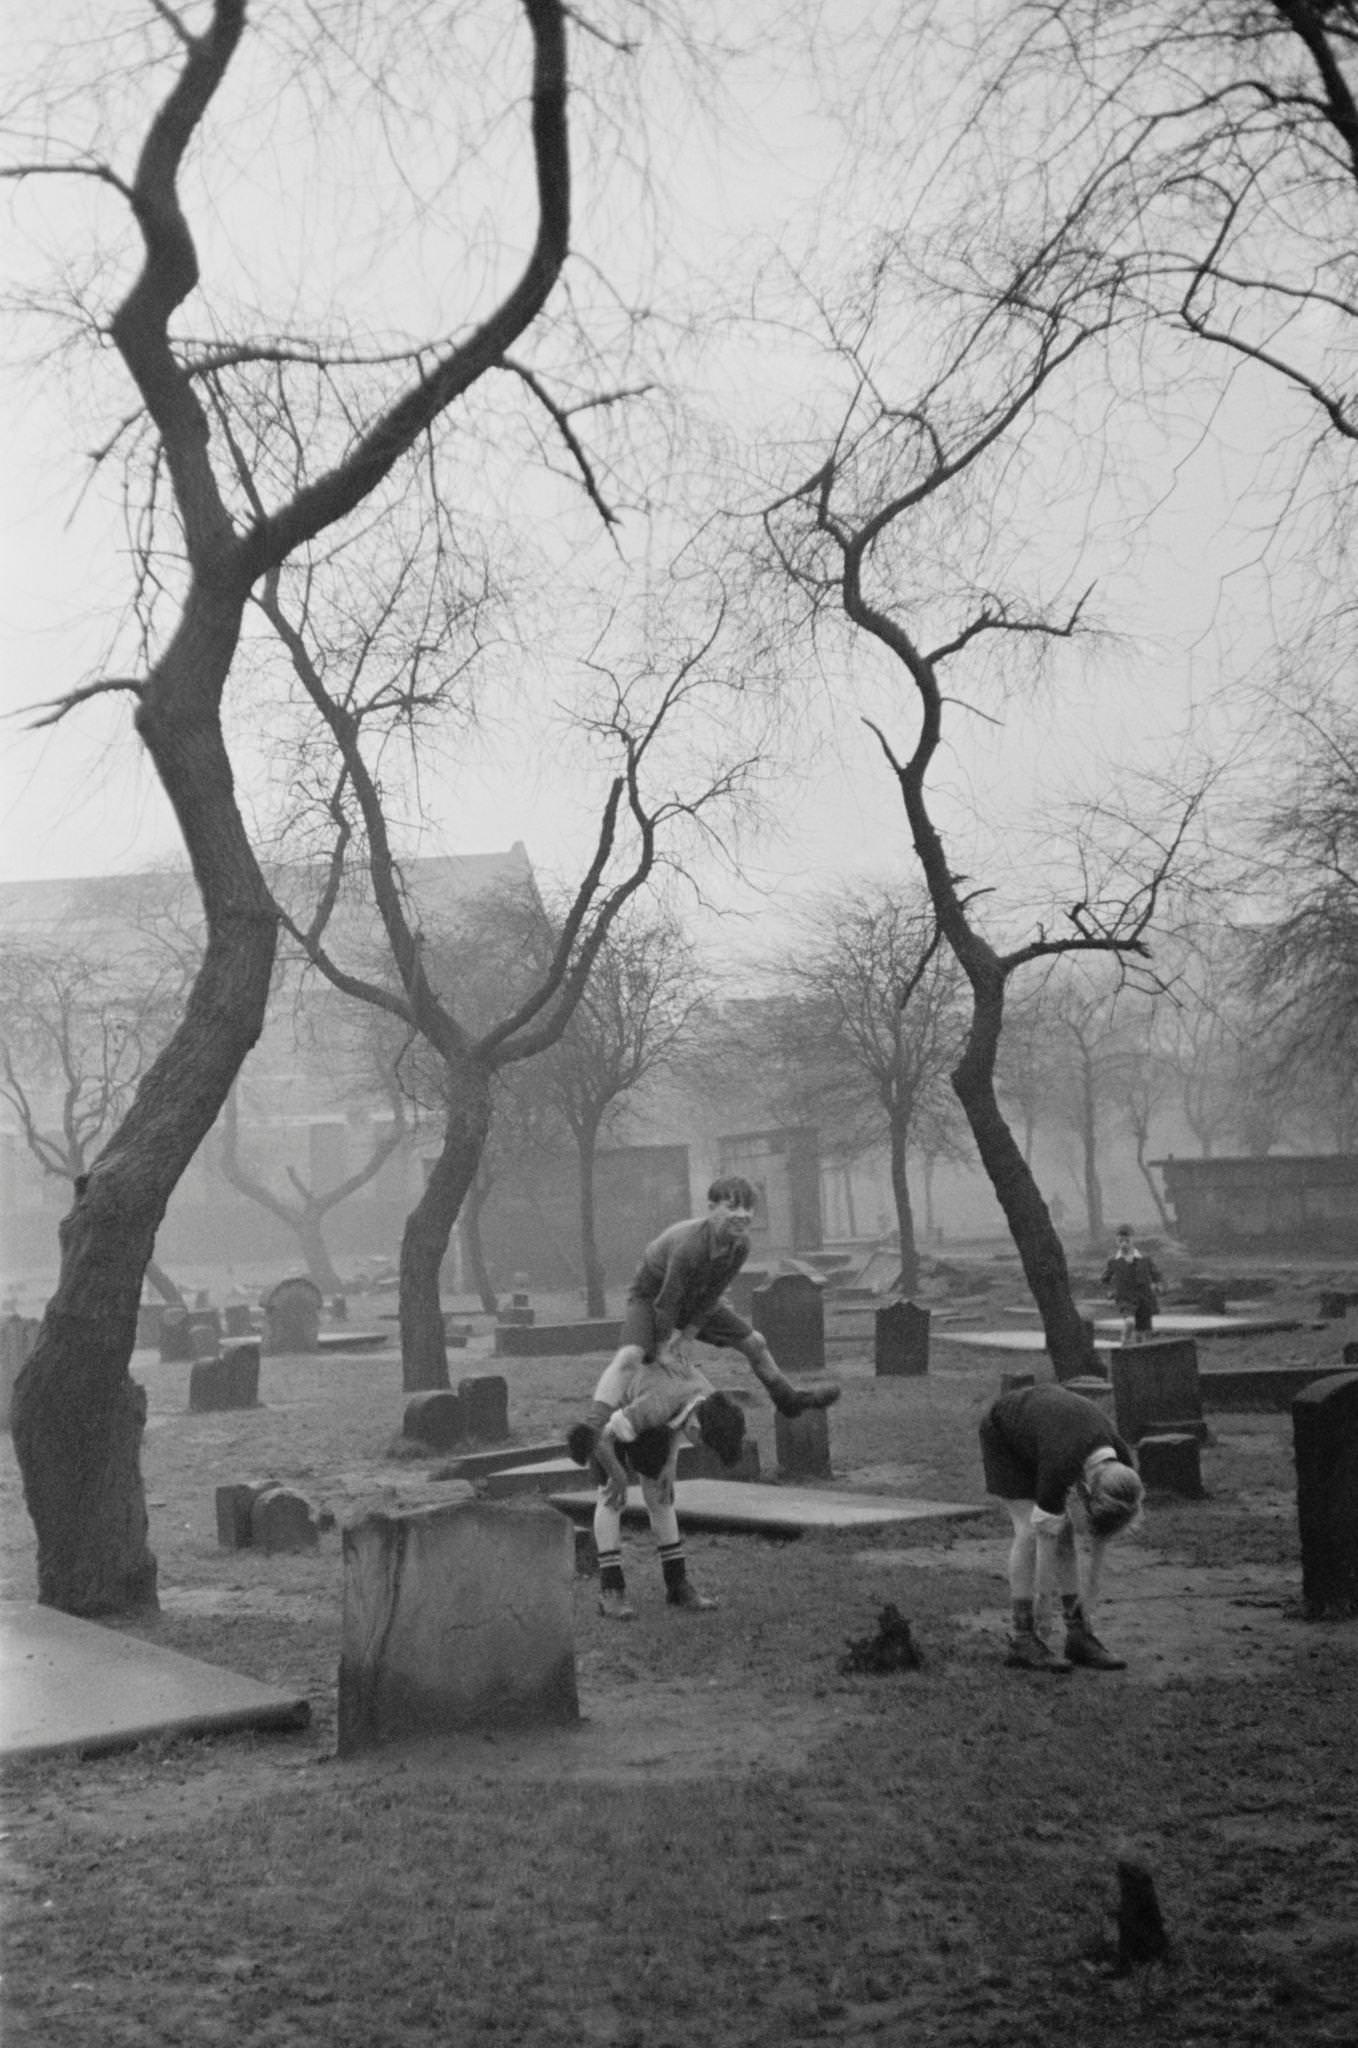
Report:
987,1384,1133,1515
627,1216,748,1346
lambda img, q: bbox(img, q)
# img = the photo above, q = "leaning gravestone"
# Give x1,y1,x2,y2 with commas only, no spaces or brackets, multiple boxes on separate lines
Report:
263,1276,323,1355
752,1273,825,1376
1292,1371,1358,1620
1109,1338,1205,1445
874,1300,930,1376
188,1339,261,1413
338,1497,578,1754
458,1375,509,1443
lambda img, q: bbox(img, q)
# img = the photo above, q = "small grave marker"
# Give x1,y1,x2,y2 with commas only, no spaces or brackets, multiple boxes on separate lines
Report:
752,1273,826,1377
874,1299,930,1376
774,1406,832,1479
263,1276,323,1355
188,1340,261,1413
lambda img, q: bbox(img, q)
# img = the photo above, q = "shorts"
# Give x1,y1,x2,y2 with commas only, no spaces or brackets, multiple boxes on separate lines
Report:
978,1402,1037,1502
618,1293,752,1362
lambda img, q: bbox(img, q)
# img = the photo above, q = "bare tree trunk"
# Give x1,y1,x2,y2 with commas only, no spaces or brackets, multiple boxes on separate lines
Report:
1135,1137,1174,1232
951,972,1096,1382
296,1209,345,1296
144,1257,185,1308
12,589,276,1611
461,1183,500,1318
399,1068,493,1391
576,1119,607,1318
889,1121,920,1295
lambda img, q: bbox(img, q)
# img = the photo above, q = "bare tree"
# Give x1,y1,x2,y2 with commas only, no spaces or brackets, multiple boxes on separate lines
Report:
266,583,757,1388
3,0,616,1613
759,231,1199,1377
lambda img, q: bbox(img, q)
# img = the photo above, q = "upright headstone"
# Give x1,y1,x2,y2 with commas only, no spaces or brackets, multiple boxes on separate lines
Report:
338,1497,579,1754
263,1276,323,1355
774,1408,832,1479
874,1300,930,1376
752,1273,825,1377
251,1485,320,1554
1137,1432,1205,1499
1319,1292,1349,1322
223,1302,254,1337
403,1389,465,1450
189,1321,222,1362
458,1375,509,1443
159,1308,194,1363
188,1340,261,1413
1292,1371,1358,1620
1109,1338,1205,1446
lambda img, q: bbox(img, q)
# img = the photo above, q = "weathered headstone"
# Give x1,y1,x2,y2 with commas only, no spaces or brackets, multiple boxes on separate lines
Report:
774,1407,832,1479
330,1295,348,1322
403,1389,465,1450
222,1302,254,1337
0,1314,40,1430
251,1485,320,1554
1137,1432,1205,1499
189,1321,221,1362
159,1308,194,1363
458,1375,508,1443
874,1299,930,1376
1292,1371,1358,1621
752,1273,825,1377
1109,1338,1205,1445
263,1276,323,1355
188,1339,261,1413
216,1481,264,1549
337,1497,578,1754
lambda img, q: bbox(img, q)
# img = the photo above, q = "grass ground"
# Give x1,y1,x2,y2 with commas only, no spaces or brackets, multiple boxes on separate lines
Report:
2,1270,1357,2047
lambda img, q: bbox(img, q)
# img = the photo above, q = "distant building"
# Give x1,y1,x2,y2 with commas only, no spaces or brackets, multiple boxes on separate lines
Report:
1155,1153,1358,1255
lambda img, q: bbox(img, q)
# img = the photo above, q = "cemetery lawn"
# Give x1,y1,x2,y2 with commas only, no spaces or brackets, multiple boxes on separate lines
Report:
3,1282,1358,2047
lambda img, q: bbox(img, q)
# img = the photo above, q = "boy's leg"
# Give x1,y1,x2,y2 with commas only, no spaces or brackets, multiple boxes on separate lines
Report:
640,1445,717,1612
593,1490,634,1620
1003,1502,1071,1673
736,1331,840,1418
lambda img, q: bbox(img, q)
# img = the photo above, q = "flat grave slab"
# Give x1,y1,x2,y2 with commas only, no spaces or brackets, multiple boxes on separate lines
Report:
547,1477,987,1538
315,1329,389,1354
934,1312,1302,1359
0,1600,311,1761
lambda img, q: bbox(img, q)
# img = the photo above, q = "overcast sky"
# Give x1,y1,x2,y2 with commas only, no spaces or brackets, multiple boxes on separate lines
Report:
0,2,1293,964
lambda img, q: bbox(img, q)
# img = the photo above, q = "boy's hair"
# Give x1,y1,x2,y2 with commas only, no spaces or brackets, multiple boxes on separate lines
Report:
1086,1461,1145,1537
696,1390,746,1467
566,1421,598,1467
707,1174,757,1210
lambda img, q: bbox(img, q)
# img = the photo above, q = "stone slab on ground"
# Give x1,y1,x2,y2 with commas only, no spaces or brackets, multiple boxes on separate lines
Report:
494,1320,621,1358
315,1329,389,1354
547,1478,987,1538
0,1600,311,1761
934,1311,1304,1359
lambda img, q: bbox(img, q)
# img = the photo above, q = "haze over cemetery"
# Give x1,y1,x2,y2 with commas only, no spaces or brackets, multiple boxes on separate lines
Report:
1,4,1356,2044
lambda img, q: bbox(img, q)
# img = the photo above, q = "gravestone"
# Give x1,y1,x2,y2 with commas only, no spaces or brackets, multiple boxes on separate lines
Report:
0,1315,40,1430
1001,1371,1036,1395
1137,1432,1205,1499
338,1497,578,1754
1109,1338,1205,1446
159,1309,194,1363
874,1300,930,1376
251,1485,320,1554
1344,1342,1358,1368
1319,1292,1349,1321
403,1389,465,1450
188,1339,261,1413
752,1273,825,1377
1292,1371,1358,1620
223,1302,254,1338
458,1375,509,1443
774,1407,832,1480
189,1321,221,1362
216,1481,265,1548
264,1276,323,1355
330,1295,348,1321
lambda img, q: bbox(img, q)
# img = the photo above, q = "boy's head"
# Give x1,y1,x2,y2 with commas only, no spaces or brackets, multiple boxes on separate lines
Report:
1115,1225,1135,1249
695,1390,746,1467
1085,1460,1145,1538
707,1175,757,1244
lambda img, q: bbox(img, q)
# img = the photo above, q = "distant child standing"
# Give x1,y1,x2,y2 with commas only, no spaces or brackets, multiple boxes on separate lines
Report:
1101,1225,1162,1345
